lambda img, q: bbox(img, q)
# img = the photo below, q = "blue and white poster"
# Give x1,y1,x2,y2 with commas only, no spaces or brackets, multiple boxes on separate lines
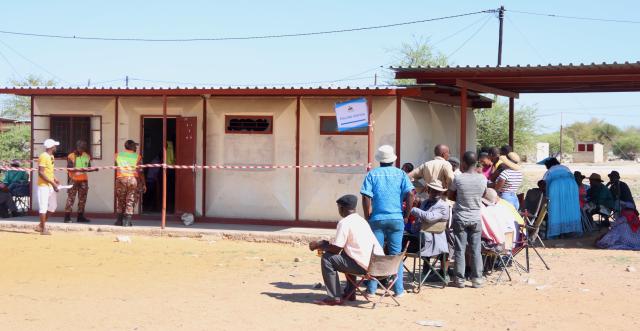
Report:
334,97,369,132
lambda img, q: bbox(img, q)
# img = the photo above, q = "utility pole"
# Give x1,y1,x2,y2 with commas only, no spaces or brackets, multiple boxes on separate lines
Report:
125,76,129,88
497,6,505,67
374,73,377,86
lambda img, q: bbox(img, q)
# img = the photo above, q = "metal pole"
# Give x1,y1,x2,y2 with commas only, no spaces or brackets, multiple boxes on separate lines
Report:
498,6,505,67
161,95,167,229
367,97,373,171
508,97,515,149
460,87,468,158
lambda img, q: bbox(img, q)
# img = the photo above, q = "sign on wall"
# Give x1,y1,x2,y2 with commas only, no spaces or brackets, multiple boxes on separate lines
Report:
334,97,369,132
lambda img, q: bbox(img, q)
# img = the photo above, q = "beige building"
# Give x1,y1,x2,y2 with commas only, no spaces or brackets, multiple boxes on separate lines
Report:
0,86,490,227
573,141,604,163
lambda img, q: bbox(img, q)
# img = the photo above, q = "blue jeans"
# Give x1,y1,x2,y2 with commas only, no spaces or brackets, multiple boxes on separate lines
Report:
500,191,519,210
367,219,404,295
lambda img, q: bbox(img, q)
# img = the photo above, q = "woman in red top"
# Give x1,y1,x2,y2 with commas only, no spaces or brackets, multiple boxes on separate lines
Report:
574,171,589,208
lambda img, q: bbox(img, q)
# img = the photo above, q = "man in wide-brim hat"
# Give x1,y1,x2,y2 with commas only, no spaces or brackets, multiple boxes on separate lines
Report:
607,170,636,210
585,173,615,225
406,180,451,260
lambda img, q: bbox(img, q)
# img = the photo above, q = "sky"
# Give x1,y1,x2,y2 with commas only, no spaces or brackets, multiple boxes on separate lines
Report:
0,0,639,133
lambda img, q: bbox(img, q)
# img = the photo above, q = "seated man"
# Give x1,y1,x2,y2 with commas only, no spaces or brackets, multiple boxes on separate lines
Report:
4,160,29,195
523,180,545,215
407,180,450,259
607,171,635,211
308,194,384,306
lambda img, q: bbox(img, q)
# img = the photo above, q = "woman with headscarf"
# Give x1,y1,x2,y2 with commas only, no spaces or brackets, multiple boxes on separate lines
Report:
542,157,583,239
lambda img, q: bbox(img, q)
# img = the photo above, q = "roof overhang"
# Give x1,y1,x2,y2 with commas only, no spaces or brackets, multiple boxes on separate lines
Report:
393,62,640,94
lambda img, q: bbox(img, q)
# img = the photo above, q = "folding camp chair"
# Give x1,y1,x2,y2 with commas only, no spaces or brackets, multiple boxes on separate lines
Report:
10,182,30,213
403,222,448,292
516,201,551,273
345,242,409,308
482,232,517,283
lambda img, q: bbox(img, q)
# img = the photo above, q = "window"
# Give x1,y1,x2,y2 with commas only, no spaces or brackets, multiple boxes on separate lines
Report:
225,115,273,134
320,116,368,135
586,144,594,152
49,116,102,159
578,144,586,152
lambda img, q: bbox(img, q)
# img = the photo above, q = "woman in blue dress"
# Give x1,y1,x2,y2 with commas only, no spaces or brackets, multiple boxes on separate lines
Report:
542,158,583,238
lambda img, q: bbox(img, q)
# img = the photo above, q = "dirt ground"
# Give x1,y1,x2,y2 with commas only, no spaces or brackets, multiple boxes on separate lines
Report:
0,230,638,331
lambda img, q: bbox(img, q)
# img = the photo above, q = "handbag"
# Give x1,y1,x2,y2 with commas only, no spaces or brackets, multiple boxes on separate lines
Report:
421,220,447,233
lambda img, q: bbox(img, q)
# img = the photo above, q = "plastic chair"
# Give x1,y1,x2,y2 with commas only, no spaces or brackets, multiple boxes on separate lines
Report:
345,242,409,308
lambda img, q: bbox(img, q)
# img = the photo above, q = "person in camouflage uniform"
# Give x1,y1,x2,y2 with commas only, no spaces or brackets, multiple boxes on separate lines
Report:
114,140,145,226
65,140,97,223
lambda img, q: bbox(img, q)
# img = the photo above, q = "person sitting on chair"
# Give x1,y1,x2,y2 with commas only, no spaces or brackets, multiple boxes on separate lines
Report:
408,180,450,260
607,171,635,211
0,182,19,218
4,160,29,194
308,194,384,306
585,173,615,225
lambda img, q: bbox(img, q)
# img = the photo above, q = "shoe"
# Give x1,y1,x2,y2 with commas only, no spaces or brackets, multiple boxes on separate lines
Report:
64,213,72,223
313,298,343,306
471,278,485,289
453,279,465,288
341,292,356,302
124,215,133,227
114,213,123,226
40,229,52,235
76,214,91,223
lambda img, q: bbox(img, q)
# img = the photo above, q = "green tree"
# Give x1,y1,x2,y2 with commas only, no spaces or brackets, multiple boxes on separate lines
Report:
0,125,30,161
392,37,448,85
536,131,575,155
475,101,538,155
0,75,55,120
612,134,640,160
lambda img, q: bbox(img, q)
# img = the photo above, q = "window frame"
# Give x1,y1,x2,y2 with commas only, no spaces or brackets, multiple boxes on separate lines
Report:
224,115,274,135
319,115,368,135
47,114,102,160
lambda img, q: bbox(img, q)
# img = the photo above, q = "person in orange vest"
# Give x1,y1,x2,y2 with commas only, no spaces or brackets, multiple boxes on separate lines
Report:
114,140,145,226
64,140,98,223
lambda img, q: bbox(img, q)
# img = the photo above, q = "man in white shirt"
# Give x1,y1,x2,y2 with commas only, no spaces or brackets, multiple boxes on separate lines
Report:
308,194,384,306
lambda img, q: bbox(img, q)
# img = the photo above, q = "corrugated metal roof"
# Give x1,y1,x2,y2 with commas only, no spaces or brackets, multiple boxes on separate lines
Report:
391,61,640,72
0,85,400,90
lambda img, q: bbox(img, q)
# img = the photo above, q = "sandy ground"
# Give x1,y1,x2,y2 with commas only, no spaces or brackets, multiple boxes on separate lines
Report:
0,230,639,331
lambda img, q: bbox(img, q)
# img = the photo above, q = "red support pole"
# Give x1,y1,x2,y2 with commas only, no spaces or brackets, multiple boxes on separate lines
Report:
367,97,373,170
201,96,207,220
295,96,301,221
29,96,34,213
113,96,119,213
161,95,167,229
508,97,515,149
395,95,401,167
460,87,468,158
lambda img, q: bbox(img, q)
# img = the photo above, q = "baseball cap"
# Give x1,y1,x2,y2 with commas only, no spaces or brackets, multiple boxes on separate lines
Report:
43,139,60,149
336,194,358,209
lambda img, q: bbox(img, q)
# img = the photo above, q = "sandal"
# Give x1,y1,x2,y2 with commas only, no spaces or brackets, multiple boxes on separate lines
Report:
34,225,43,233
40,229,52,236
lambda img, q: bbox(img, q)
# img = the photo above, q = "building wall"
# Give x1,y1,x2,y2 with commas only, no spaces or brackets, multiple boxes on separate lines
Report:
400,98,477,167
205,97,297,220
32,96,116,213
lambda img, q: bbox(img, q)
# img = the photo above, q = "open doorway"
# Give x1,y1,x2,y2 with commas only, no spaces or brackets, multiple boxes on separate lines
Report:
141,117,176,214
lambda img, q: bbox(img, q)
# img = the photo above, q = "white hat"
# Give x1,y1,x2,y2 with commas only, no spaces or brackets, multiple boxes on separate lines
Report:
426,179,447,192
43,139,60,149
375,145,397,163
482,188,499,206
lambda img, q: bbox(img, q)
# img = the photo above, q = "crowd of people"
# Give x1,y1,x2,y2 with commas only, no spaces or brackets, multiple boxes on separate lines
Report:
310,143,640,305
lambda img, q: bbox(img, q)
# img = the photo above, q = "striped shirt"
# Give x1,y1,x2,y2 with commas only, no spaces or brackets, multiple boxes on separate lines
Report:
498,169,523,193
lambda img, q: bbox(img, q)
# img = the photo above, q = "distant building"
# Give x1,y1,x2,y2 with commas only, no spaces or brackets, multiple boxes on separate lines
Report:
535,142,549,162
573,141,604,163
0,117,30,131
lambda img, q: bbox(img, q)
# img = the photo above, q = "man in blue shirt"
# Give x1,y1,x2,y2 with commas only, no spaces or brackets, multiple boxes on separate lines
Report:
361,145,414,297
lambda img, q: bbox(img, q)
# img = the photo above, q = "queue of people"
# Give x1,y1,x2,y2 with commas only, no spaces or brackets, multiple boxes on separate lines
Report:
19,138,146,235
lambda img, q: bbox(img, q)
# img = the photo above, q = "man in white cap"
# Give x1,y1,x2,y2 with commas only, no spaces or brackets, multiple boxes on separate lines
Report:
36,138,60,235
360,145,414,297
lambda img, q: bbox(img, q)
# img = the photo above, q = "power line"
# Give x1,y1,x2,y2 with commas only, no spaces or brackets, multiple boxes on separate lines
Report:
0,10,496,42
0,47,23,80
446,14,493,58
0,38,70,84
508,9,640,24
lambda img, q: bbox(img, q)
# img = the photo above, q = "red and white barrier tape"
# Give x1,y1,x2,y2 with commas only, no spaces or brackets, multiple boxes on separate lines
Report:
0,163,370,172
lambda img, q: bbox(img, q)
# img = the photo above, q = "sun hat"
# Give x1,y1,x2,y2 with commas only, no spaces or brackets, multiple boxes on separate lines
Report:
588,173,604,182
482,188,499,206
43,139,60,149
574,171,586,181
336,194,358,209
426,179,447,192
375,145,397,163
608,171,620,180
499,152,521,170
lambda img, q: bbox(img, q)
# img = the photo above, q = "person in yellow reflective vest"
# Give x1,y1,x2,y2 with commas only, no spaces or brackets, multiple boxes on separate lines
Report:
114,140,146,226
65,140,98,223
